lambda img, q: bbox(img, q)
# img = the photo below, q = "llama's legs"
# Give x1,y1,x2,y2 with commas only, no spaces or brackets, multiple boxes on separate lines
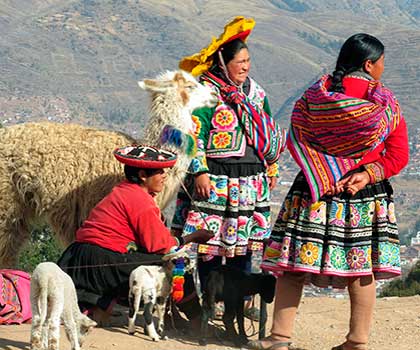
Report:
128,287,142,335
47,317,61,350
143,292,160,341
222,296,238,341
47,298,63,350
199,294,212,346
155,296,167,337
235,299,248,345
62,312,81,350
30,314,43,350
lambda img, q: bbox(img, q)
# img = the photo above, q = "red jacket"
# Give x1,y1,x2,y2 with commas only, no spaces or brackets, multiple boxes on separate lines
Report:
76,180,177,254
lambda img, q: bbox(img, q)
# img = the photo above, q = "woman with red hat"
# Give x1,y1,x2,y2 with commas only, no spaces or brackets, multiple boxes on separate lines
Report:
58,145,213,324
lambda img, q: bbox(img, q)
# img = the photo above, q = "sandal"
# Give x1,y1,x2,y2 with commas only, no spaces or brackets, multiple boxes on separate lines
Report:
247,338,291,350
331,342,367,350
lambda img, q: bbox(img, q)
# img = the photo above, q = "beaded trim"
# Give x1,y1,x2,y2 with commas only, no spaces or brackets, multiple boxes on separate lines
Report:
364,162,385,183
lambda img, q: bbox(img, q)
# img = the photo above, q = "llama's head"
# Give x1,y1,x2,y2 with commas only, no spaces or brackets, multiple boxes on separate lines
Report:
77,314,97,346
162,245,196,273
138,70,218,129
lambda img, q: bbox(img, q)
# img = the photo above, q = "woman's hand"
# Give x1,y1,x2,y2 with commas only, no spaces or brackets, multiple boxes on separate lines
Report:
194,173,211,199
268,177,277,190
336,171,370,196
184,229,214,244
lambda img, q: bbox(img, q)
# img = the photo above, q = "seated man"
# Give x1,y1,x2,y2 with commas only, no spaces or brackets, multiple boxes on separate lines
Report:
58,145,213,324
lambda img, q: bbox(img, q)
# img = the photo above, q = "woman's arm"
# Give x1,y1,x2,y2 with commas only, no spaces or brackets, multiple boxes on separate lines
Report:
336,119,409,195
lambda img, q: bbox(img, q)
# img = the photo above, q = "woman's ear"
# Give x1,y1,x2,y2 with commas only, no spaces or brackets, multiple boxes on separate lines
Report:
363,59,373,74
138,169,147,183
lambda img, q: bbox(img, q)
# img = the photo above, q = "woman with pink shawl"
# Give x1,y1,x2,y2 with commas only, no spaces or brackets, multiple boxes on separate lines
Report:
249,34,409,350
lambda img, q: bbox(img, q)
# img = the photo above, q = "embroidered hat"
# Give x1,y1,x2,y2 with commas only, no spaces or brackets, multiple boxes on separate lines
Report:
113,145,177,169
179,16,255,76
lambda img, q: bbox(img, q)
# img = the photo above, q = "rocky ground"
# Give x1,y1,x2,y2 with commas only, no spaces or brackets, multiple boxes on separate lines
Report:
1,295,419,350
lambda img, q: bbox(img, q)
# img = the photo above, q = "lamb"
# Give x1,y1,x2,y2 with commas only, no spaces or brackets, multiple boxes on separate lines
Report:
30,262,97,350
199,265,276,347
0,70,217,268
127,249,191,341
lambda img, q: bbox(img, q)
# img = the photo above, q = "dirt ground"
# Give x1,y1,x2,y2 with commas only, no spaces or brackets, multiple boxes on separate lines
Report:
1,295,419,350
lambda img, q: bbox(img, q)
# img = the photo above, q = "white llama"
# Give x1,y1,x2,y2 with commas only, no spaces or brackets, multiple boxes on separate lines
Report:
127,248,192,341
30,262,97,350
0,70,217,268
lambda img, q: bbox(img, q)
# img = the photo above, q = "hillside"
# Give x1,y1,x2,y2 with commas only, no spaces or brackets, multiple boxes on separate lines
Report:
1,0,419,234
1,1,420,129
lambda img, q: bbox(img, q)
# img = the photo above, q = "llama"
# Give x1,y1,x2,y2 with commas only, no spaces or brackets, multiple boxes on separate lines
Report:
200,265,276,347
0,70,217,268
30,262,97,350
127,248,192,341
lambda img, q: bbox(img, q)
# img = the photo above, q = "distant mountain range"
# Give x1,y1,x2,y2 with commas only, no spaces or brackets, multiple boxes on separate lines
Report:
1,0,419,130
1,0,419,233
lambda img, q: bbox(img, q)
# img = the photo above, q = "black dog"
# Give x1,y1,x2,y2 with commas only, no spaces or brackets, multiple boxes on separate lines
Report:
199,265,276,346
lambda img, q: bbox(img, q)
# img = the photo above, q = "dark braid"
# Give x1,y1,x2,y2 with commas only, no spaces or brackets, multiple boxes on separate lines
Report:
330,67,346,93
329,33,384,93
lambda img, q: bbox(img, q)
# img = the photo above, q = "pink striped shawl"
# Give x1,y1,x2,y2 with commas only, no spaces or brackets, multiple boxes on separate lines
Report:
288,74,402,202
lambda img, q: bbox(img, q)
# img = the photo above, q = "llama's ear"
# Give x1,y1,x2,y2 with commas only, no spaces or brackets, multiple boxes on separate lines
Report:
138,79,173,92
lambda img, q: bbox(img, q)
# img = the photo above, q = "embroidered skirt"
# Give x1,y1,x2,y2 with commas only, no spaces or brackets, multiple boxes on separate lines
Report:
261,172,400,289
172,160,271,257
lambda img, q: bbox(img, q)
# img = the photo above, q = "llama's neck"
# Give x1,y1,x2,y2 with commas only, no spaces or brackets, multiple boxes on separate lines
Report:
142,94,194,144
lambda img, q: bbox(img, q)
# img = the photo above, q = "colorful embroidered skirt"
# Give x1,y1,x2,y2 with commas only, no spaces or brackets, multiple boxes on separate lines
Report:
261,172,400,289
172,161,271,257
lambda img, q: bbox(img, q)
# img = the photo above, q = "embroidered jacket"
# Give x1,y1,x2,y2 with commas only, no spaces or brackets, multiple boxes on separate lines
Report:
189,77,280,177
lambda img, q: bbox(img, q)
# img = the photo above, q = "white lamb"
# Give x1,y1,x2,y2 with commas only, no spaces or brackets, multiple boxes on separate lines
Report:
127,250,192,341
30,262,97,350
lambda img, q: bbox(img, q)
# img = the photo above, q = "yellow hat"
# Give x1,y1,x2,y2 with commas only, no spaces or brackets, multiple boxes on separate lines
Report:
179,16,255,77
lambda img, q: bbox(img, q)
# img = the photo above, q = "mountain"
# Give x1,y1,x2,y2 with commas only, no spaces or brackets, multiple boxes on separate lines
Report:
1,1,420,129
1,0,419,234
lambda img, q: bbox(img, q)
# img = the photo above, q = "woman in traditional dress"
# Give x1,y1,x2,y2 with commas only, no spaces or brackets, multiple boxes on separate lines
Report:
172,16,286,313
58,145,213,324
249,33,409,350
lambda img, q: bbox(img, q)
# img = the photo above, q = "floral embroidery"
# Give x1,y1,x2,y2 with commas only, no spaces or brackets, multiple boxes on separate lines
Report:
330,247,346,269
281,237,291,259
360,202,375,226
212,108,237,130
253,212,267,228
299,242,319,265
229,183,239,205
379,242,399,265
346,247,367,269
192,115,202,136
205,215,222,236
388,202,396,223
212,132,232,148
267,163,279,177
349,204,361,227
